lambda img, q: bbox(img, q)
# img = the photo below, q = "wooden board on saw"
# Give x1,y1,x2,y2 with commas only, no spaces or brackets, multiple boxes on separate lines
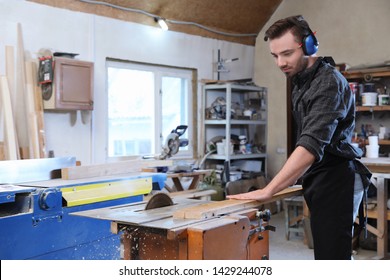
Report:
173,185,303,219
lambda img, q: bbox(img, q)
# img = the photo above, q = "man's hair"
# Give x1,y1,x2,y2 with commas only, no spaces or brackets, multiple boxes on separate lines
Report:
264,15,311,43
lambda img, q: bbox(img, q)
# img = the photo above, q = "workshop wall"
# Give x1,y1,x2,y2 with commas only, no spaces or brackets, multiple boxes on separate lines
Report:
0,0,255,164
254,0,390,178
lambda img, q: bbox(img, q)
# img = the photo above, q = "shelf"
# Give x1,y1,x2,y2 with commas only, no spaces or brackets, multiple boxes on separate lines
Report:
342,66,390,79
202,82,268,176
208,153,267,160
205,119,267,125
363,139,390,145
356,105,390,112
203,83,266,92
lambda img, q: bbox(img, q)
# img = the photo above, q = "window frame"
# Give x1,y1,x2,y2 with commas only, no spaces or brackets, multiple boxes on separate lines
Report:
106,59,197,161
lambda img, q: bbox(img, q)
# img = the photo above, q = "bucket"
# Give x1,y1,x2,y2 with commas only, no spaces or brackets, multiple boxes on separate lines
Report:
216,142,233,155
365,144,379,158
368,135,378,146
361,92,378,106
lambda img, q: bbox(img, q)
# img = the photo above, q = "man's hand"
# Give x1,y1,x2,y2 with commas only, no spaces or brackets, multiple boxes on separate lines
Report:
226,188,273,201
227,146,315,202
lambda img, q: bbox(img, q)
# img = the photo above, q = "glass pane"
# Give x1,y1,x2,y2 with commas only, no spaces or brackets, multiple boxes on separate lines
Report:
161,76,189,150
107,67,154,157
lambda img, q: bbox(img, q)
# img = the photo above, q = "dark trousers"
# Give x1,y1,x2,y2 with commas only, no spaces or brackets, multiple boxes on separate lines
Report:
303,153,355,260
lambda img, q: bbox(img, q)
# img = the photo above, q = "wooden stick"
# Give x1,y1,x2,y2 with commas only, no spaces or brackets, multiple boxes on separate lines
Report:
5,45,20,159
16,22,29,157
0,76,18,160
173,186,303,219
5,46,16,107
25,61,40,158
29,59,47,158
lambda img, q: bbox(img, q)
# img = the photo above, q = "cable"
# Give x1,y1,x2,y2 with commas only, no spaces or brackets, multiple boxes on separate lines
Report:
78,0,258,37
167,19,258,37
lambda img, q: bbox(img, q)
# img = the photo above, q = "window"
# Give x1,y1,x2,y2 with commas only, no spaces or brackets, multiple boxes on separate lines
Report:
106,60,194,159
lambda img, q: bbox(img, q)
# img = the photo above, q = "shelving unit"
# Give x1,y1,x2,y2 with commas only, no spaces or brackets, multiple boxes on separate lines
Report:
202,82,268,181
342,67,390,151
344,67,390,258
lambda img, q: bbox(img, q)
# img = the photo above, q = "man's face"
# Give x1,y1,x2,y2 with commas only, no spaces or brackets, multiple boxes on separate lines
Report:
269,30,308,78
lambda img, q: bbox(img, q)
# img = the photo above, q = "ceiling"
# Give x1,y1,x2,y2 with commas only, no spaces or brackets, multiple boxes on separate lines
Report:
29,0,282,45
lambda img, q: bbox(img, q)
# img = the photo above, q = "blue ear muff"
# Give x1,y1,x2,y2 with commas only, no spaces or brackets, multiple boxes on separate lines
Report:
302,33,318,56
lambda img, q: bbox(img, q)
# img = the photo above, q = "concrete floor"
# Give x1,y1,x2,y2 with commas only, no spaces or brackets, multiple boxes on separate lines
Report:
268,211,378,260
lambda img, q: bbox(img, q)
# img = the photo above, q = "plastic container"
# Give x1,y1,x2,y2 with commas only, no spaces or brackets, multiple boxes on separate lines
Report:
361,92,378,106
378,94,389,105
216,142,233,155
365,144,379,158
368,135,378,146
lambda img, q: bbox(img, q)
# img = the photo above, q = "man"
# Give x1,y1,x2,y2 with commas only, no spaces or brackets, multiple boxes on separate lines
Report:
227,15,371,260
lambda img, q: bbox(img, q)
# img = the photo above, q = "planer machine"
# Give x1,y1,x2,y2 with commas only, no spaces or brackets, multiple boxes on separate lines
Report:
0,157,167,260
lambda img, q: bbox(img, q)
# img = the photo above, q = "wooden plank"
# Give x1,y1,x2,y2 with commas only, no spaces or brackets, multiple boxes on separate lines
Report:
5,46,16,107
0,76,19,160
0,142,4,160
25,61,40,158
30,59,47,158
61,159,173,180
16,22,29,158
4,46,20,159
173,186,303,219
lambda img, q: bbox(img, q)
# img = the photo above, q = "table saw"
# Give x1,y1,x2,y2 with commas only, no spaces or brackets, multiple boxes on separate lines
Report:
73,186,302,260
0,157,167,260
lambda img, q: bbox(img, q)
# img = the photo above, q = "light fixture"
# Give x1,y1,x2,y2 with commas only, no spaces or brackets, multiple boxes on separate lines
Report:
156,17,168,31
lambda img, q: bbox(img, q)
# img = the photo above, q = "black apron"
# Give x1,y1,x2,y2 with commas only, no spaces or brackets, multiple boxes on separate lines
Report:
302,153,355,260
291,57,371,259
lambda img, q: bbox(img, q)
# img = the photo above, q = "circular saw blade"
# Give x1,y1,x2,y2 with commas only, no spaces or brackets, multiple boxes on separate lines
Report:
145,192,174,210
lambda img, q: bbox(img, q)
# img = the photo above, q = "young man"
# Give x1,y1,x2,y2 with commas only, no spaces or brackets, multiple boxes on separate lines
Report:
227,15,371,260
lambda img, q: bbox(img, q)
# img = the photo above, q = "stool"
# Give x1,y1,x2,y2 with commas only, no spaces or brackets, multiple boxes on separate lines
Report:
283,195,305,240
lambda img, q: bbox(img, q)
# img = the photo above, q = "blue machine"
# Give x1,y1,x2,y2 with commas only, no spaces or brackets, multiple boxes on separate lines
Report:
0,157,167,260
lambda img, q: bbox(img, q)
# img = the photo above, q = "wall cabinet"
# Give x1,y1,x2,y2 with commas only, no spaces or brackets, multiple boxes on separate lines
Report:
202,82,268,181
43,57,94,111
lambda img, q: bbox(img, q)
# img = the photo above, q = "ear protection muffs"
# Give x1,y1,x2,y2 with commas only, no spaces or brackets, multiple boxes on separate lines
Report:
289,16,319,56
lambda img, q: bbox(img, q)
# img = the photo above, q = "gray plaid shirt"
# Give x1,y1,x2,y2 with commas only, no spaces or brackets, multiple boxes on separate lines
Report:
291,57,362,162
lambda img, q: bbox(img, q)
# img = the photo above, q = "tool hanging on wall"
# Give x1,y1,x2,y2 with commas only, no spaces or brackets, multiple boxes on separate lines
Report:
38,55,54,101
215,49,239,80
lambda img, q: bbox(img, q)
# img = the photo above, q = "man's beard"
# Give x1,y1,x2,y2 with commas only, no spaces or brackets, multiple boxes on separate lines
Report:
283,57,309,78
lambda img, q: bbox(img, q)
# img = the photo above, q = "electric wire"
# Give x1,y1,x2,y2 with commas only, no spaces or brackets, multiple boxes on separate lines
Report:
78,0,258,37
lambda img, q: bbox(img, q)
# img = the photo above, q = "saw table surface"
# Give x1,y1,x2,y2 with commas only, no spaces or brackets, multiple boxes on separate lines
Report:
73,186,303,233
73,186,302,260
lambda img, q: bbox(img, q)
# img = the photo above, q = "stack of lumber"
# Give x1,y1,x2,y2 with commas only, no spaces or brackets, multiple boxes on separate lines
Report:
0,23,46,160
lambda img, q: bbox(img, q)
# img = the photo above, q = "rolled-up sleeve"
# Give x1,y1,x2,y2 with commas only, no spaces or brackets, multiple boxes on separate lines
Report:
295,72,348,161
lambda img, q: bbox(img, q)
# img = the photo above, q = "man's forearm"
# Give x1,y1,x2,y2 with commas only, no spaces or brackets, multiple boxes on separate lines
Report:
264,146,315,195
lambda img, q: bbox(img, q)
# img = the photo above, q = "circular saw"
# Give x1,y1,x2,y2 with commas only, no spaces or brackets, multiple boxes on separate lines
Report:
159,125,189,160
145,192,174,210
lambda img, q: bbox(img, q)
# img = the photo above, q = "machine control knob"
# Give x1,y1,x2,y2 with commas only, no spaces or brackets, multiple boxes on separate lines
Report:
39,190,58,210
256,209,271,222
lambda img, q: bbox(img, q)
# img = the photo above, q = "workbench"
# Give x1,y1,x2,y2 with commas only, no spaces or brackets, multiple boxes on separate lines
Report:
166,170,211,192
73,186,303,260
360,157,390,259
